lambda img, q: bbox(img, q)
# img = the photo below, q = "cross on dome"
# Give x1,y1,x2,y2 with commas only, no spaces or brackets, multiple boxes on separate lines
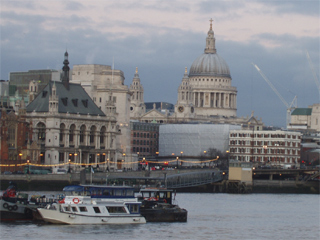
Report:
209,18,213,30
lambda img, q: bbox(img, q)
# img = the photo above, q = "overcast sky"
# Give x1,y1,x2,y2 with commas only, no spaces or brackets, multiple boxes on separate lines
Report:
1,0,319,128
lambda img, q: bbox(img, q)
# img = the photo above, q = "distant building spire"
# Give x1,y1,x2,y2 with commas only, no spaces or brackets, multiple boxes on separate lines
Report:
61,51,70,90
204,18,216,54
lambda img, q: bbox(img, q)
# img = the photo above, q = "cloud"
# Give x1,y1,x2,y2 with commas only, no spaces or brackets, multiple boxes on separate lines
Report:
0,0,319,128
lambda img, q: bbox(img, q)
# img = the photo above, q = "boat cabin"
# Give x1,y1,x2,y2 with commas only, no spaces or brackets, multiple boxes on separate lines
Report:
139,188,174,204
63,185,136,199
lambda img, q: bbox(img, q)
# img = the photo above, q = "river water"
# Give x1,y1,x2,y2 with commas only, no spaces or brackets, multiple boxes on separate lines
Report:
1,193,319,240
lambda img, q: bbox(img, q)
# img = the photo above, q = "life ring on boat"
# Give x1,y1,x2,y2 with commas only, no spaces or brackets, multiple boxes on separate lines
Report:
72,198,80,204
8,192,15,197
7,205,13,211
3,203,8,209
12,205,18,211
148,197,158,201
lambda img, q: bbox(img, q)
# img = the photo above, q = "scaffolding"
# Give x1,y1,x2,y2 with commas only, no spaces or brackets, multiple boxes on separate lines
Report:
159,124,241,156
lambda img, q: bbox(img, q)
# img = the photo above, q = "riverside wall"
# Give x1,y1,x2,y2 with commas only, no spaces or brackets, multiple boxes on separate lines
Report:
0,170,319,194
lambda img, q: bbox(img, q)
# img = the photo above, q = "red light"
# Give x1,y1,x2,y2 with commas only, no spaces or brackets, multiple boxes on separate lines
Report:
164,162,168,165
301,160,305,163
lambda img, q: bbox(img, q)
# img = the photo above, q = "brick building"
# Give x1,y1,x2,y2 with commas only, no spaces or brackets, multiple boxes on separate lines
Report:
130,122,159,158
229,130,301,167
0,101,33,172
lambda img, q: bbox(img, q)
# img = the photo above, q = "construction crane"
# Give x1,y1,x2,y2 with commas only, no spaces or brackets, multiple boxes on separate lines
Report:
306,51,320,102
252,63,297,128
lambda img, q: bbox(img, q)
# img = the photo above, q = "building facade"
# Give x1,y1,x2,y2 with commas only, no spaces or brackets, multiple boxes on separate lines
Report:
70,64,132,163
25,52,123,172
289,103,320,131
175,19,237,120
0,101,33,173
130,121,159,158
126,20,262,127
229,130,301,167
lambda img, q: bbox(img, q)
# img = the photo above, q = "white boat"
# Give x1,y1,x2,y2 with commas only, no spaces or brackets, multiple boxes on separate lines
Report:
37,185,146,225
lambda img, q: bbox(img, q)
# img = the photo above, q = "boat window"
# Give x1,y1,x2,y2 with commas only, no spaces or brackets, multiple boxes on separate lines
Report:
106,206,127,214
115,189,124,196
127,204,139,213
142,192,150,198
93,207,101,213
159,192,166,198
102,189,111,196
64,206,71,212
71,207,78,212
126,189,134,196
79,207,88,212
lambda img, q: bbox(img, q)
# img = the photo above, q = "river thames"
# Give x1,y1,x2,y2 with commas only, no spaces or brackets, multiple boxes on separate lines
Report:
1,193,319,240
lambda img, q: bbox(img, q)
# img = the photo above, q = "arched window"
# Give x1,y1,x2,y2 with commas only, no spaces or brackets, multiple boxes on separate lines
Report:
8,124,16,148
60,123,65,142
80,125,86,143
69,124,75,142
90,126,96,144
37,122,46,141
100,126,106,144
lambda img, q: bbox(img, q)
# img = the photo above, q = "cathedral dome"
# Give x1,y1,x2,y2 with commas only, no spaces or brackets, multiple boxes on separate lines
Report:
189,19,231,79
189,53,231,78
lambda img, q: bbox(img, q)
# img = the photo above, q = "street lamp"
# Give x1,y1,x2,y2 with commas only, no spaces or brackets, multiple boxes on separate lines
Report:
176,157,179,169
180,151,183,168
27,160,30,174
68,159,71,173
122,153,126,170
19,153,23,172
226,150,230,169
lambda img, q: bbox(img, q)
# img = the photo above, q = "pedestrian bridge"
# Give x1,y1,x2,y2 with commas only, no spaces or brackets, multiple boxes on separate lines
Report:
165,170,224,188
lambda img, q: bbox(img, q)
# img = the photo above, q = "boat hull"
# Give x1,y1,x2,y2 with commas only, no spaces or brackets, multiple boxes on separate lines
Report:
141,208,187,222
37,208,146,225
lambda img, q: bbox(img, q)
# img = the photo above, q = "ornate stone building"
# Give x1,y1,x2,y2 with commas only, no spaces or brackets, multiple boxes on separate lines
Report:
25,52,122,172
175,19,237,120
131,20,261,127
129,67,146,118
71,64,132,161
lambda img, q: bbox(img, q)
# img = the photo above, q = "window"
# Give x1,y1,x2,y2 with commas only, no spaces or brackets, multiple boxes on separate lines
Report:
82,99,88,108
107,207,126,214
69,124,75,142
93,207,101,213
80,125,86,143
79,207,87,212
64,206,71,212
90,126,96,144
71,207,78,212
128,204,139,213
100,126,106,144
8,125,16,148
37,122,46,141
72,99,78,107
